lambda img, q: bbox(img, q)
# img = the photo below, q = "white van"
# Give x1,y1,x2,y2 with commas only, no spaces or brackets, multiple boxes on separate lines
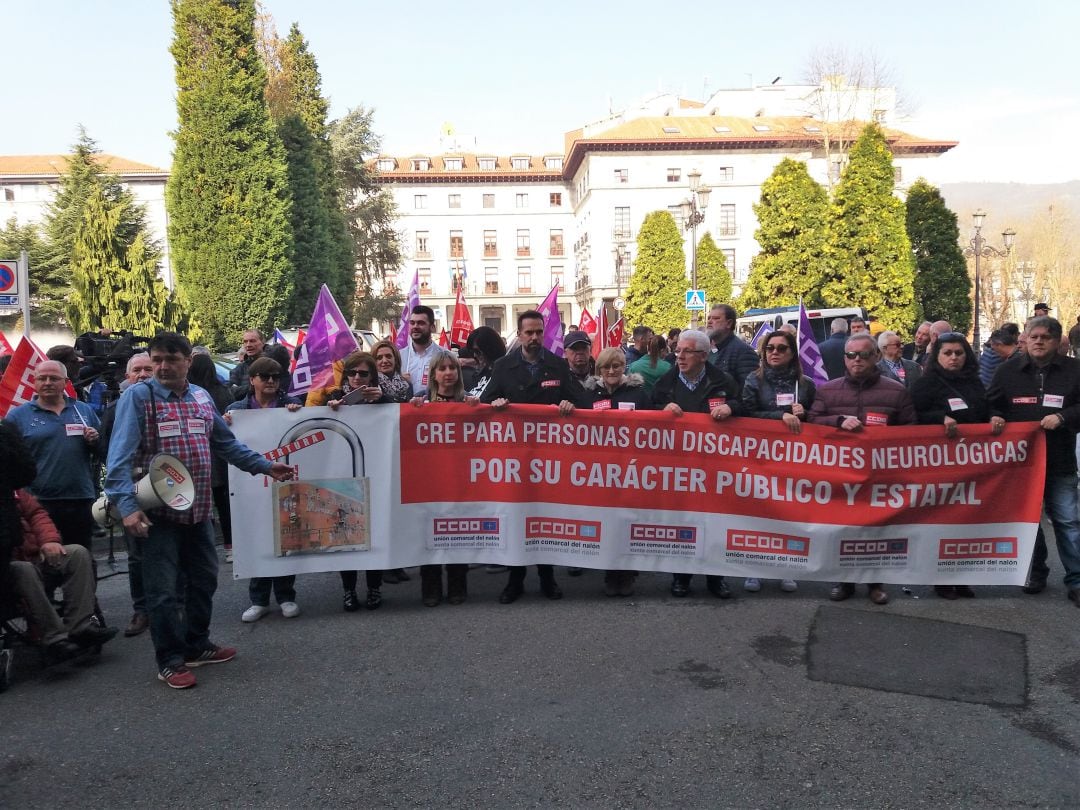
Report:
736,306,868,344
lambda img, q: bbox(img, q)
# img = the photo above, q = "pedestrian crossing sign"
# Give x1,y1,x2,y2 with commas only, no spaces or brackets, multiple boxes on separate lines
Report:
685,289,706,310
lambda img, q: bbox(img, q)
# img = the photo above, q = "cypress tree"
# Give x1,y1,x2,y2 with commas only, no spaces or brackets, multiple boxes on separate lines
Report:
623,211,688,332
906,178,971,332
697,232,732,310
168,0,294,348
739,158,829,310
822,124,917,332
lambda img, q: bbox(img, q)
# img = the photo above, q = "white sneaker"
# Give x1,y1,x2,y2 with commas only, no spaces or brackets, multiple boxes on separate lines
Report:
225,548,234,563
241,604,270,623
280,601,300,619
780,579,798,593
743,578,761,592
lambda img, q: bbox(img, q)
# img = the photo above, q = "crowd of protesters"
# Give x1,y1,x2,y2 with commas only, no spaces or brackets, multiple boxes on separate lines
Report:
2,299,1079,692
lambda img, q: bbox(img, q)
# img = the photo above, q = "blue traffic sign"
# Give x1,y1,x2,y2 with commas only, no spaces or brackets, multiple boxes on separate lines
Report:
685,289,706,310
0,263,15,293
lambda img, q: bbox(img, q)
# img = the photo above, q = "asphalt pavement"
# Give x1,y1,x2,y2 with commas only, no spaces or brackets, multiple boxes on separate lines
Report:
2,536,1078,808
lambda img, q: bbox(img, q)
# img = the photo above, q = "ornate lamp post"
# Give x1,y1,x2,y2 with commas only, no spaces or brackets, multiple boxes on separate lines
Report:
679,169,711,327
963,209,1015,349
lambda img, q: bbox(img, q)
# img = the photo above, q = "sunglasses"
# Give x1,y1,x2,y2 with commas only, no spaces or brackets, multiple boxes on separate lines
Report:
345,368,372,377
764,344,790,353
253,373,281,381
844,350,875,360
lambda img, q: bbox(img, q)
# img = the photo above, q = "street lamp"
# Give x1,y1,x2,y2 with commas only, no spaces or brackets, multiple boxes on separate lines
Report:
963,209,1015,349
679,169,711,327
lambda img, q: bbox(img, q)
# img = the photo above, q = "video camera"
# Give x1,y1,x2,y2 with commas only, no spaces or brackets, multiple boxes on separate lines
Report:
74,329,153,407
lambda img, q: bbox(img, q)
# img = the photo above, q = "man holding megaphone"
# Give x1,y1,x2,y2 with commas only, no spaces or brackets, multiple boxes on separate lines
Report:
104,332,295,690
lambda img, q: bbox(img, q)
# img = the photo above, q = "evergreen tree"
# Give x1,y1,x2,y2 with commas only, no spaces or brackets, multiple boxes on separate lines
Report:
623,211,688,332
0,218,45,332
67,184,191,336
697,232,732,310
739,158,829,310
38,129,155,325
822,124,917,332
168,0,294,348
905,178,971,333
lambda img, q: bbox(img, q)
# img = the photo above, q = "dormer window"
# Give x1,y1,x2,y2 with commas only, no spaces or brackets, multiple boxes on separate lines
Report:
511,156,530,170
662,126,681,134
544,156,563,170
444,157,463,171
411,158,430,171
478,156,497,170
752,124,771,132
376,158,395,171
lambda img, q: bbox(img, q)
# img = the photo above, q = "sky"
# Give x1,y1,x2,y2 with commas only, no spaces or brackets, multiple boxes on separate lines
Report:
3,0,1079,186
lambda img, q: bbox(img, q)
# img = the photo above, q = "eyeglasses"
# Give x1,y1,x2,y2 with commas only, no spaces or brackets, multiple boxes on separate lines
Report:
764,344,790,354
844,350,875,360
674,349,705,356
884,343,902,349
346,369,372,377
940,349,966,357
253,373,281,381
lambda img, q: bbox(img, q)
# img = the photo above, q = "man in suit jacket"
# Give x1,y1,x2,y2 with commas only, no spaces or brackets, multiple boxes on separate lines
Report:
819,317,850,380
877,331,923,389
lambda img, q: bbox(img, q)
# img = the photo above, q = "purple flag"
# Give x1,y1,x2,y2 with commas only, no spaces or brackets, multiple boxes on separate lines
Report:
537,285,564,357
289,284,358,396
394,270,421,350
798,301,829,386
749,321,773,349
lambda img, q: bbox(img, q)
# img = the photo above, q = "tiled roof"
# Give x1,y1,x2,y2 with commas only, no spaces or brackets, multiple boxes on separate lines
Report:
370,153,563,180
0,154,167,177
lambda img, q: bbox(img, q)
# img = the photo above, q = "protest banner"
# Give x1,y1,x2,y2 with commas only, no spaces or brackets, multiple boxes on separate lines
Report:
229,404,1044,586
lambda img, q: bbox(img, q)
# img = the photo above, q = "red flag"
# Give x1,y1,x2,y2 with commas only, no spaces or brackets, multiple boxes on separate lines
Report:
607,317,625,348
289,329,306,374
591,307,608,360
388,320,397,344
438,328,451,349
0,337,46,418
579,310,597,341
0,331,13,356
450,288,474,346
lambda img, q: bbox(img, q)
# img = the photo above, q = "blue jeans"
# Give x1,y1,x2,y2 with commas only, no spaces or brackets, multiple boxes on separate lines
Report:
1031,474,1080,590
141,519,218,669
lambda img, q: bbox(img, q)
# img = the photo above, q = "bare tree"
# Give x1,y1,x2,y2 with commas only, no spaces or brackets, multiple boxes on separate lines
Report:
1017,203,1080,322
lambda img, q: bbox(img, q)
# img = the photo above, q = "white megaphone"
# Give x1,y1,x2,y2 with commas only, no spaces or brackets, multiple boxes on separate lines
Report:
93,453,196,527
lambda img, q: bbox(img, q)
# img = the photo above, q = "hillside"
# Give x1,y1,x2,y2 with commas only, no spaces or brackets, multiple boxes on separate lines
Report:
938,181,1080,229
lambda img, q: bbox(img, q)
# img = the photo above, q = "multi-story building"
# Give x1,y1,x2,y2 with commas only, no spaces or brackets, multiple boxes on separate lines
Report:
373,82,956,336
0,154,171,284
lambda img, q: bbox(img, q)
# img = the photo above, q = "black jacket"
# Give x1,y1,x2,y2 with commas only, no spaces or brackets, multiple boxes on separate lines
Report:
583,374,654,411
707,333,759,388
911,371,990,425
819,333,848,380
0,421,38,592
987,352,1080,475
653,363,742,415
480,348,591,408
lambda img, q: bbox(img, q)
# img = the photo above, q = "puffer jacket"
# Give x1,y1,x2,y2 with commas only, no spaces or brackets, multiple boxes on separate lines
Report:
741,368,816,420
583,373,654,411
13,489,61,562
808,367,916,427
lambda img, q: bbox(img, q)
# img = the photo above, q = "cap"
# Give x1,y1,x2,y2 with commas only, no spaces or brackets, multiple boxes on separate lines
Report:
564,330,591,348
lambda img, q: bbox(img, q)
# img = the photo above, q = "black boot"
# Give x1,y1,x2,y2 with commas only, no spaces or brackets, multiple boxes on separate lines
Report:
420,565,443,607
446,564,468,605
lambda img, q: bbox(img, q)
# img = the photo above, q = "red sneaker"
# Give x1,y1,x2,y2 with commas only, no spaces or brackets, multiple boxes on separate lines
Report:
158,665,196,689
185,645,237,667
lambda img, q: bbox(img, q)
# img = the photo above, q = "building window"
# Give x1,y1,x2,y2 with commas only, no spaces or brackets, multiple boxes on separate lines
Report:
668,205,684,229
414,194,427,209
717,204,736,236
549,229,564,256
515,193,529,208
415,231,430,259
450,230,464,258
478,157,497,171
419,268,432,293
444,157,463,171
873,109,887,124
549,192,562,207
722,249,736,277
483,230,497,257
511,157,530,170
613,207,631,240
717,167,734,183
517,267,532,293
485,267,499,294
376,158,395,171
516,229,530,257
551,266,564,292
667,168,681,183
448,193,461,208
894,166,903,184
483,193,495,208
383,271,399,296
411,158,430,171
614,168,628,184
545,156,563,170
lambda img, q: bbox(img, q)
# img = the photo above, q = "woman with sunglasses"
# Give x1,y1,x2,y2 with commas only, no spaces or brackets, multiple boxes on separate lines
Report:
738,329,814,594
327,351,393,611
582,347,655,596
411,352,476,605
911,332,992,600
223,357,304,621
